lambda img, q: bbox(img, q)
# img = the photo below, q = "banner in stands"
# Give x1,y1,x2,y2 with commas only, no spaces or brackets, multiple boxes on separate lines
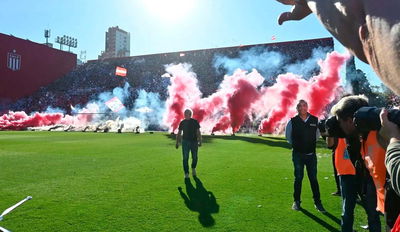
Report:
115,66,127,77
105,97,125,112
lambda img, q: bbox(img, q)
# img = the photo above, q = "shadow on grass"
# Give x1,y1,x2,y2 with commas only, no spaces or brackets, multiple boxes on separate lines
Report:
178,177,219,227
300,208,340,232
324,211,341,225
208,135,291,149
165,134,214,144
165,134,292,149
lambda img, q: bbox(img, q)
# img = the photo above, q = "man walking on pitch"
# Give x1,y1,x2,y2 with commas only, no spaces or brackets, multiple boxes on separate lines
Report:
285,100,326,213
176,109,202,178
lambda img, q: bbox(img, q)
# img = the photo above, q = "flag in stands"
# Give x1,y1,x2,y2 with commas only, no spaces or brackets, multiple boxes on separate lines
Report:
135,106,153,113
105,97,125,112
115,66,127,77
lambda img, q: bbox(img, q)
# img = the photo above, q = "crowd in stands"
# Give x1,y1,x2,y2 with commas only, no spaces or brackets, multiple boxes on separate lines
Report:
2,38,340,115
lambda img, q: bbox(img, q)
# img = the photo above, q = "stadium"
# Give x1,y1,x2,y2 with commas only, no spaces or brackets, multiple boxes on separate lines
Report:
1,33,337,133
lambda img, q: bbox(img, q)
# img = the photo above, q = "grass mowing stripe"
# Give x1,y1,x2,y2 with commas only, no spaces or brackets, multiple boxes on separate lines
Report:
0,131,384,231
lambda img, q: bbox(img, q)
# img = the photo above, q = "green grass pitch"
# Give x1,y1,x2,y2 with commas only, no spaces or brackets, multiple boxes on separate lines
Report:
0,131,384,231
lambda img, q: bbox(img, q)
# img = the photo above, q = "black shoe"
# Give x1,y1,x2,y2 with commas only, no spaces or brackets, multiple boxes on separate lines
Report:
314,203,327,213
292,201,301,211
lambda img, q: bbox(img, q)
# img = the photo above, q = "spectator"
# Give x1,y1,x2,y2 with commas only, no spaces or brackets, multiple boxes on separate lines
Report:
176,109,202,178
285,99,326,212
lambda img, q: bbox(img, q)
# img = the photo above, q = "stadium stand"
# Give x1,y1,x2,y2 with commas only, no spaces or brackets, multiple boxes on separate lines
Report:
2,37,334,114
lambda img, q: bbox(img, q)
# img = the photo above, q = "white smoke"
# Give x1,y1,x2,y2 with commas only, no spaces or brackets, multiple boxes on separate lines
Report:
283,47,331,79
45,106,65,114
95,82,130,116
133,89,166,130
213,46,288,80
213,46,331,81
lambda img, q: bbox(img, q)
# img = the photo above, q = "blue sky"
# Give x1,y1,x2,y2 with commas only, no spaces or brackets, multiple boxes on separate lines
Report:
0,0,381,86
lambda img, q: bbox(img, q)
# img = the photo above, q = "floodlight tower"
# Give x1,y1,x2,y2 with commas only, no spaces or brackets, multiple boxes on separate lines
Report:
44,29,50,45
80,50,87,63
55,35,78,52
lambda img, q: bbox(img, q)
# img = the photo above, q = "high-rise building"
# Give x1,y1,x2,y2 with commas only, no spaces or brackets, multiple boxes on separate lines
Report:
98,26,130,59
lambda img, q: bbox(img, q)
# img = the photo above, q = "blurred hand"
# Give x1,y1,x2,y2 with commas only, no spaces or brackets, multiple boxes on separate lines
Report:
175,143,179,149
198,141,202,147
278,12,291,25
276,0,312,25
275,0,400,96
380,108,400,141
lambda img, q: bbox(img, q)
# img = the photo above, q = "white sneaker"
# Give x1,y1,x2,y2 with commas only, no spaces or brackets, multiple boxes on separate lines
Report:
192,168,197,176
184,173,190,178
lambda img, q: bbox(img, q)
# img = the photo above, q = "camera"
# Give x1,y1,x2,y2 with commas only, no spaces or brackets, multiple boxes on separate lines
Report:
318,119,327,134
320,107,400,137
322,116,347,138
354,107,400,133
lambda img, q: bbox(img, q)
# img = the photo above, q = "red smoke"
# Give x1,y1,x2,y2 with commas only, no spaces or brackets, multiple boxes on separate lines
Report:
169,95,185,132
308,51,349,116
0,103,100,131
257,51,348,134
163,64,202,133
164,66,264,133
227,79,260,133
257,52,348,134
210,78,261,133
0,111,63,130
164,51,348,134
212,115,231,133
192,95,224,123
258,81,299,134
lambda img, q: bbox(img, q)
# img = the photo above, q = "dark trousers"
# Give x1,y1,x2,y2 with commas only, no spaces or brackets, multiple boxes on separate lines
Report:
385,183,400,229
339,175,358,232
292,151,321,203
332,151,341,193
182,140,198,174
361,175,381,232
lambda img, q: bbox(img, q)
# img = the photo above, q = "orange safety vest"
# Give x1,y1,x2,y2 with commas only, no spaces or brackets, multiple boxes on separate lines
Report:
335,138,356,176
360,131,386,213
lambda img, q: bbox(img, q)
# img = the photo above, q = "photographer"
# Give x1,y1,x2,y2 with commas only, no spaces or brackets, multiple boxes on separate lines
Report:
380,109,400,197
330,95,383,232
322,131,341,196
332,137,359,232
351,105,400,230
380,109,400,231
324,115,369,232
331,95,400,230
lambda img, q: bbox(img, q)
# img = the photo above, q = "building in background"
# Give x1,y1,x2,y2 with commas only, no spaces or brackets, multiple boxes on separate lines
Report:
0,33,76,103
98,26,130,59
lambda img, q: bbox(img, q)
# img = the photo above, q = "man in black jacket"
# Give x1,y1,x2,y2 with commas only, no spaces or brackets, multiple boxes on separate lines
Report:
285,99,326,212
